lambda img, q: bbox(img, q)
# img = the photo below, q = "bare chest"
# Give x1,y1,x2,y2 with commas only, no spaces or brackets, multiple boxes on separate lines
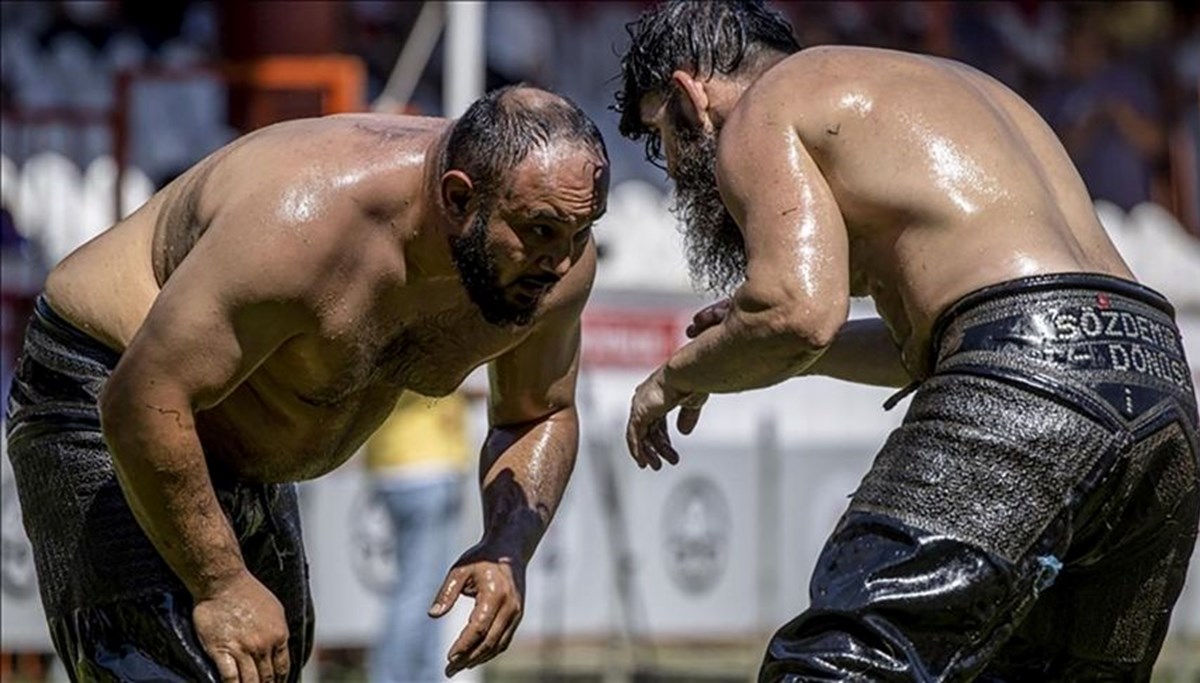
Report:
198,304,521,482
284,305,522,404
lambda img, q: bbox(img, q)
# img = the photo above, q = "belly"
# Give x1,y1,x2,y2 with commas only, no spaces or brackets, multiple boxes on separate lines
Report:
44,219,161,352
196,382,397,482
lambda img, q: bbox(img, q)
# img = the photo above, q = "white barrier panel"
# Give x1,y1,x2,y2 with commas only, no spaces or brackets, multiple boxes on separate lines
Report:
624,442,762,636
300,469,389,648
773,444,878,627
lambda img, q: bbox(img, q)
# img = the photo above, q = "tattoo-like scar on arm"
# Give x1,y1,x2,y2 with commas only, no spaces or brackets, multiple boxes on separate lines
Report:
144,402,187,429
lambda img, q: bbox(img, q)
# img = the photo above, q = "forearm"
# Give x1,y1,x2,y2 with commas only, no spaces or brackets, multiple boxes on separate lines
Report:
663,300,834,394
477,408,578,562
101,395,247,599
802,318,912,387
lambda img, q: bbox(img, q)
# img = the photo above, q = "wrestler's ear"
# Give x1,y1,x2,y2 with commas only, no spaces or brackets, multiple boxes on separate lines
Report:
441,170,474,221
670,70,712,131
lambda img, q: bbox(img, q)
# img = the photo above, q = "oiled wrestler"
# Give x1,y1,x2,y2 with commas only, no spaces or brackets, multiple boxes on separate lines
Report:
6,85,608,681
616,2,1198,680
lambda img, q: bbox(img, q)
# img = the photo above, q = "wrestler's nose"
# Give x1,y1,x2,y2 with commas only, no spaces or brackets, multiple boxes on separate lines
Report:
536,242,573,277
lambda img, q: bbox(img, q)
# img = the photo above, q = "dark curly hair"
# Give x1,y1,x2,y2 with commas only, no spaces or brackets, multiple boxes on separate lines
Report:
614,0,800,167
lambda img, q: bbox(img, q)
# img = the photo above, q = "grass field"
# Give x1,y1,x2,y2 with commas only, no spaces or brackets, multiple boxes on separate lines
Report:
310,636,1200,682
2,636,1196,681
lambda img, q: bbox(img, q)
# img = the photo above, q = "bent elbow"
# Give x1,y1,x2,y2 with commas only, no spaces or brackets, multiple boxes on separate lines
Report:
779,313,840,355
735,279,846,349
766,294,846,359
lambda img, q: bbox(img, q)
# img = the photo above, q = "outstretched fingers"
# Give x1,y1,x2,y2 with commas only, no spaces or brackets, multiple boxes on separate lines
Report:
649,418,679,465
430,568,467,618
460,595,523,671
443,564,523,677
627,412,661,470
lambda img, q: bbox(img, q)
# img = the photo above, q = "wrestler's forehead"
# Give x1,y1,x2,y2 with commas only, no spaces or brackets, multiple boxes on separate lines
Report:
503,146,608,217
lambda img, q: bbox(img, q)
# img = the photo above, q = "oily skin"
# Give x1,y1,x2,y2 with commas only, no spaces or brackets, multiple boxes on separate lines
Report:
43,104,607,679
626,45,1135,469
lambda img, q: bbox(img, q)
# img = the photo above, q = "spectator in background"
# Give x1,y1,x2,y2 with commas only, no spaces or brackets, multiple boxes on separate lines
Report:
1,206,24,407
1039,7,1166,211
366,391,471,683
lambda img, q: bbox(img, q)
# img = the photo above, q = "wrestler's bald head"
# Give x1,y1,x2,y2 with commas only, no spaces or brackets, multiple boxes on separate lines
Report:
495,85,566,110
444,85,609,207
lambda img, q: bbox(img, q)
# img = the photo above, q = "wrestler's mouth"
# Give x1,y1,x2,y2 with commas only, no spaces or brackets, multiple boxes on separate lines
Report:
514,277,558,295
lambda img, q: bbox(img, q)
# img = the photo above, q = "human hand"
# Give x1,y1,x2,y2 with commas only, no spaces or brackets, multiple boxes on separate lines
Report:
686,298,732,338
430,543,527,677
193,571,291,683
627,366,706,470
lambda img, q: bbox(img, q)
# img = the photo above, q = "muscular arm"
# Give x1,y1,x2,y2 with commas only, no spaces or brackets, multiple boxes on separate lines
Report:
662,88,849,395
99,237,311,600
475,395,578,562
801,318,911,388
476,247,594,561
432,245,595,675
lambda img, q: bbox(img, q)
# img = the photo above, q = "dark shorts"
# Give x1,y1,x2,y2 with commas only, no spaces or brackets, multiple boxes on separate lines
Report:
4,296,314,682
761,274,1199,682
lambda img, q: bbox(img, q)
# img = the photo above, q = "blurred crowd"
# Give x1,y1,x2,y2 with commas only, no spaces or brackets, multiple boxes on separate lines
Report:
1,0,1198,241
349,0,1200,230
0,1,230,185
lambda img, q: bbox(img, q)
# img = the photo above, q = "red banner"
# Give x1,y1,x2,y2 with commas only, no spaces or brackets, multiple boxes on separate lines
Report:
581,308,688,369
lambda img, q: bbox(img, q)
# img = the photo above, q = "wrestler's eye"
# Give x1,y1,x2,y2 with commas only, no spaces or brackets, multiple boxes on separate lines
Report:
531,224,555,240
645,135,667,170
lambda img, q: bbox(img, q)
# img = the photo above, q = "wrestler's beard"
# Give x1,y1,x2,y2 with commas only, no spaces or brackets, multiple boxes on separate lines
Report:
450,211,540,328
672,129,746,295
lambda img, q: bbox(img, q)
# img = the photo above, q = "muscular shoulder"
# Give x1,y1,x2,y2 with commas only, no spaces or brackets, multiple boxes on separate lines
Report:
730,47,968,140
173,119,431,306
214,117,431,218
732,47,869,123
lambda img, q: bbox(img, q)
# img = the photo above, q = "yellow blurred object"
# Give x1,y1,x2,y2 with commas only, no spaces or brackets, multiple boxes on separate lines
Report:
1101,2,1170,51
365,391,470,475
